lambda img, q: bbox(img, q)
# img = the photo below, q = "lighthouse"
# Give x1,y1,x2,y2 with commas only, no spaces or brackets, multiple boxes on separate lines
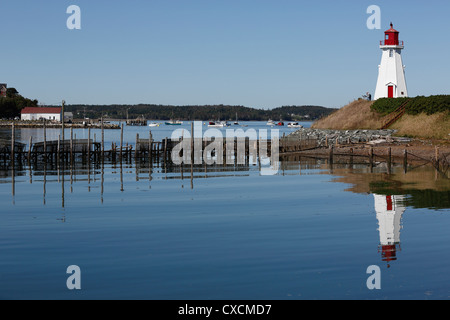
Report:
374,194,406,267
374,23,408,100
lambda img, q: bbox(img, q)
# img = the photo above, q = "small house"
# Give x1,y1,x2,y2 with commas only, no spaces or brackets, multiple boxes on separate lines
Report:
21,107,62,122
0,84,7,98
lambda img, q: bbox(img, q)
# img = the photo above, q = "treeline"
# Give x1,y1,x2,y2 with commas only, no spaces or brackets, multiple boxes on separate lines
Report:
371,95,450,116
63,104,336,121
0,88,38,118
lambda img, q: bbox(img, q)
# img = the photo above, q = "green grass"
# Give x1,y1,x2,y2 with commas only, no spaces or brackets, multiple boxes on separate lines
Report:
371,95,450,116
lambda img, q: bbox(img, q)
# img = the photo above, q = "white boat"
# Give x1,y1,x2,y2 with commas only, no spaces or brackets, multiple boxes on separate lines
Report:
267,119,275,126
165,120,183,126
234,112,239,125
208,121,230,128
288,122,303,128
148,122,161,127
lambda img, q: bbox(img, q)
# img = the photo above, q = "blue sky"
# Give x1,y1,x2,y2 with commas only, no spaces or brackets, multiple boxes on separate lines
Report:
1,0,449,109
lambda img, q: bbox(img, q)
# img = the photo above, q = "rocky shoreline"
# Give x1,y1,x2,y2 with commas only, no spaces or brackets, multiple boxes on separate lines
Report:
288,128,405,147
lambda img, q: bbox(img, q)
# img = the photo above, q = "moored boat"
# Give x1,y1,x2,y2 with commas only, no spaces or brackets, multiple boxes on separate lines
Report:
208,121,230,128
288,122,303,128
165,120,183,126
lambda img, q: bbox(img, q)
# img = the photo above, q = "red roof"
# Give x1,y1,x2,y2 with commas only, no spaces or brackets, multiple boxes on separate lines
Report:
21,107,62,114
385,23,399,33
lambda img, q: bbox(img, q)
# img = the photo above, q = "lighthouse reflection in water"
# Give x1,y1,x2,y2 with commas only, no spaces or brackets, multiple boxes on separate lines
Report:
374,194,406,267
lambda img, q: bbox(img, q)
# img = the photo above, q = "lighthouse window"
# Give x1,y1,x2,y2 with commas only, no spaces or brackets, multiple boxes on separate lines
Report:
389,49,394,57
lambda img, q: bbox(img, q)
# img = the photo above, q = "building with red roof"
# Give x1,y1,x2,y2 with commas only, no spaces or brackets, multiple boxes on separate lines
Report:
21,107,62,122
0,84,7,97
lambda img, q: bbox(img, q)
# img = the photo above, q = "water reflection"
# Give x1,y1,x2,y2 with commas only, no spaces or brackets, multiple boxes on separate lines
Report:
1,155,448,269
374,194,406,267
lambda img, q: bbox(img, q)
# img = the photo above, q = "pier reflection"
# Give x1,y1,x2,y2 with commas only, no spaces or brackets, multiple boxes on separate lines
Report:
0,153,448,266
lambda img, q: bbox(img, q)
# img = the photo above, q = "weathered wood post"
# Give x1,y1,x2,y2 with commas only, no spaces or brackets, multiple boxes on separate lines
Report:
57,134,61,165
149,130,153,181
70,126,74,164
435,146,440,168
403,149,408,173
191,122,194,165
329,145,334,167
149,130,153,165
11,122,16,165
28,136,32,164
88,127,91,162
61,100,66,163
120,123,124,162
101,117,105,160
135,133,139,160
43,119,47,163
164,138,168,168
11,122,15,164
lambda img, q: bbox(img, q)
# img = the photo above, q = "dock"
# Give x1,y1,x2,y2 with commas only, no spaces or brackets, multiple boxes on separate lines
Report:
1,123,448,177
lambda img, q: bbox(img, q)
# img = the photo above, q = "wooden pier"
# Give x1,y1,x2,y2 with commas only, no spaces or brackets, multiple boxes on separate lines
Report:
1,123,316,169
2,122,447,176
126,117,147,126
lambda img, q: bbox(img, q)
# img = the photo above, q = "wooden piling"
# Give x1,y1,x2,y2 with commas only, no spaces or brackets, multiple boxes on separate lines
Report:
191,122,194,165
62,100,65,161
43,120,47,163
435,146,440,167
28,136,32,164
164,138,168,168
120,124,124,162
88,127,91,162
70,126,74,163
149,131,153,165
403,149,408,173
101,117,105,159
11,123,15,163
57,135,61,165
329,145,334,164
135,133,139,159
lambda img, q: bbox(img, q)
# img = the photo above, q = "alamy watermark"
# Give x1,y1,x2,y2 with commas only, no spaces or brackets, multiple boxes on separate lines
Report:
66,265,81,290
366,5,381,30
170,122,280,176
67,5,81,30
366,265,381,290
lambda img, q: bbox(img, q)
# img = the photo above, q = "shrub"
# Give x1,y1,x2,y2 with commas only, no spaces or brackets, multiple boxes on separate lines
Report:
371,95,450,116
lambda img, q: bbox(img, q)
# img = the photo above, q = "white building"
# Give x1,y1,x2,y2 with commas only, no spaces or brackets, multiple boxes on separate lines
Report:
374,23,408,100
21,107,62,122
374,194,406,266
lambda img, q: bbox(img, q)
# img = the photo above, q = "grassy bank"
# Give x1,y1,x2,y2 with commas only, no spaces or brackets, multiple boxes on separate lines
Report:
312,97,450,140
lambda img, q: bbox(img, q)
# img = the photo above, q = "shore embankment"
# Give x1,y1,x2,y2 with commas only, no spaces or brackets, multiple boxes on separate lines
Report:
312,98,449,140
285,127,449,169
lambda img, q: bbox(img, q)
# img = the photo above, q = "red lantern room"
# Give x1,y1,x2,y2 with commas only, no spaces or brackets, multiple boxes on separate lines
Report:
383,23,401,46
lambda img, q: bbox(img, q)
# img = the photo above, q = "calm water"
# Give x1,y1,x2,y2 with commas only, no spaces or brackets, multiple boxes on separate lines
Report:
0,123,449,300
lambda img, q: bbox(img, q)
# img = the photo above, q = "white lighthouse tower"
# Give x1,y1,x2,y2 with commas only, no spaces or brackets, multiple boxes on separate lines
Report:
374,194,406,267
374,23,408,100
